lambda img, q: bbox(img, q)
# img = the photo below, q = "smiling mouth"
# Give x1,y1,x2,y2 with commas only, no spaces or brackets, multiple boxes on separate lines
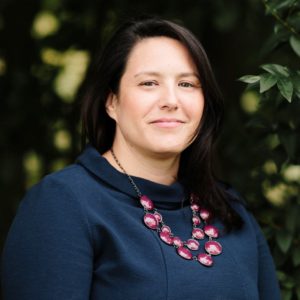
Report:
150,119,185,128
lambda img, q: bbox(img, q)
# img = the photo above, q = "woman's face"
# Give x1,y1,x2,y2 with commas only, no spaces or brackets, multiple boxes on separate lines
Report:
106,37,205,157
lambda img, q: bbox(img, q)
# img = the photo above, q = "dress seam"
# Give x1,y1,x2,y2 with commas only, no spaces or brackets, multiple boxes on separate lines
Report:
150,230,169,300
221,241,251,299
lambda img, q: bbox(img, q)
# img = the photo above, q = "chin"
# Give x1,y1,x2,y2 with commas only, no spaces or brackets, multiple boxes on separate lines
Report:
146,135,192,154
149,145,186,157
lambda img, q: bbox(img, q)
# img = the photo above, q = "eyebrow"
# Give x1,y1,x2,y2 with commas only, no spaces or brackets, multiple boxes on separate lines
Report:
134,71,199,78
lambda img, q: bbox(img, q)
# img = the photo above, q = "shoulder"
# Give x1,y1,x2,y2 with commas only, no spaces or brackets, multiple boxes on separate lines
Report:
8,164,95,250
17,163,96,222
19,160,112,227
26,162,96,201
39,163,93,190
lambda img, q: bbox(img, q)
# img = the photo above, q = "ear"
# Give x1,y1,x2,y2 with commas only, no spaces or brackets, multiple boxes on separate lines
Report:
105,92,118,121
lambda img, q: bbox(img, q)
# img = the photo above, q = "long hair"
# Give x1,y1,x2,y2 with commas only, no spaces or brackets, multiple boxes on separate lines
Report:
81,16,243,231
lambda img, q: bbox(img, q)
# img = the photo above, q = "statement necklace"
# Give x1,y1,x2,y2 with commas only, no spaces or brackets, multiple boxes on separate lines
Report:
110,149,222,267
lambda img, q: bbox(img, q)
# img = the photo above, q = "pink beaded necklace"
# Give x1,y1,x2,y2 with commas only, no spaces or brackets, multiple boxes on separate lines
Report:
110,149,222,267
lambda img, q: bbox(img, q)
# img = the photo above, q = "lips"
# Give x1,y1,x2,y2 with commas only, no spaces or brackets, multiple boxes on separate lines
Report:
150,118,185,124
150,118,185,128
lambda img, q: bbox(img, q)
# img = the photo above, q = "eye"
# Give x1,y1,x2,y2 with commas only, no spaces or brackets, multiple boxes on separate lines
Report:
179,82,194,88
139,81,158,87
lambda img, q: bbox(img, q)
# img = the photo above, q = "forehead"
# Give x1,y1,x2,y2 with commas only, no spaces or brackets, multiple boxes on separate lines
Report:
124,36,197,74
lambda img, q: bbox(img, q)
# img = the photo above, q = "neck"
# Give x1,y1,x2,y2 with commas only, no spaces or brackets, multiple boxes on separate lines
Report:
102,142,180,186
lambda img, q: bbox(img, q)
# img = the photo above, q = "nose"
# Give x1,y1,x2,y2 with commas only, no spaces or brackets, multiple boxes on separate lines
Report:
159,85,179,110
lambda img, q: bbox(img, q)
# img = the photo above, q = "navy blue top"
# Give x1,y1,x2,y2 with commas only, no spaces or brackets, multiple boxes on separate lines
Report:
2,145,281,300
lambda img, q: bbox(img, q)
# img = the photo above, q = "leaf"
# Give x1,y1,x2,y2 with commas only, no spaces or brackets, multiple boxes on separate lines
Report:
291,74,300,92
291,74,300,98
290,35,300,57
261,64,290,77
260,31,290,56
259,73,278,93
238,75,260,84
277,77,294,102
276,231,293,253
272,0,297,11
265,0,289,15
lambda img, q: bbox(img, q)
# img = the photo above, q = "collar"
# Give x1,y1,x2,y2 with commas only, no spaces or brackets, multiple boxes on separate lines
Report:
76,145,188,207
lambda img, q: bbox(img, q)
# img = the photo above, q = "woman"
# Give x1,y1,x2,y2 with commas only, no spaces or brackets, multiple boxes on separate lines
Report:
2,17,280,299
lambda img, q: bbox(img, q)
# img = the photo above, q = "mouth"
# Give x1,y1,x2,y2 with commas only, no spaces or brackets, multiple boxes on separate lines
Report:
150,118,185,128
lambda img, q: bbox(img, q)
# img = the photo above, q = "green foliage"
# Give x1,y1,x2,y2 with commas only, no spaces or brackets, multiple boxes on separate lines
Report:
240,0,300,298
239,63,298,102
290,35,300,57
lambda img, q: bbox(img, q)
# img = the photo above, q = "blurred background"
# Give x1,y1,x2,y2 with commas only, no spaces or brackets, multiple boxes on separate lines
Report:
1,0,299,299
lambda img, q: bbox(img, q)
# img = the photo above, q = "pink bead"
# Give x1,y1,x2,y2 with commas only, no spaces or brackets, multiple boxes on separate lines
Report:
173,237,184,247
160,231,173,245
205,241,222,255
154,212,163,223
140,195,154,210
190,203,200,212
199,208,210,220
177,246,193,260
161,225,171,233
143,213,158,230
186,239,200,251
192,228,205,240
192,215,201,226
204,225,219,238
197,253,213,266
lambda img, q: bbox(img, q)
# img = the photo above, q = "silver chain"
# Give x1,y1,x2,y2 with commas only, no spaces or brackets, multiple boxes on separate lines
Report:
110,149,142,198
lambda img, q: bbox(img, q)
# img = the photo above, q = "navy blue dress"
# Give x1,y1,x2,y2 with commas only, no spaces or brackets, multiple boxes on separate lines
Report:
2,145,281,299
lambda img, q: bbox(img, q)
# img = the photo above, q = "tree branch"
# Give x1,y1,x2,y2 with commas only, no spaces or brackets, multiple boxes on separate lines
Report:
261,0,300,37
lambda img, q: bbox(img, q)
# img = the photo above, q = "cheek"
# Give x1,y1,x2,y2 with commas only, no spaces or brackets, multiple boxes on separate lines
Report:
186,95,205,122
117,91,155,120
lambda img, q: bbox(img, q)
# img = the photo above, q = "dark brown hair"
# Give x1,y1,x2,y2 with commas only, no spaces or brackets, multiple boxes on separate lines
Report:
81,16,243,231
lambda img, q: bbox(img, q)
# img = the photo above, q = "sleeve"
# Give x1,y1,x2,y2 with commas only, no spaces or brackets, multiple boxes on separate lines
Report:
249,214,281,300
1,176,94,300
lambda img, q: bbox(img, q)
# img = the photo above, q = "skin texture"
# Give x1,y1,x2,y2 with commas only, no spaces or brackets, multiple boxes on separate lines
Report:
103,37,205,185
